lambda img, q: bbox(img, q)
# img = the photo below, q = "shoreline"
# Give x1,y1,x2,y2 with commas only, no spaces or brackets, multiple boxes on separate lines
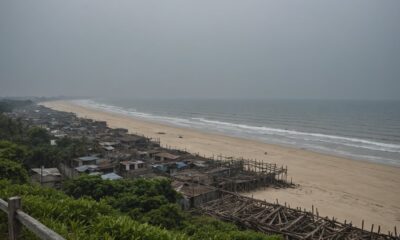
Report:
40,100,400,231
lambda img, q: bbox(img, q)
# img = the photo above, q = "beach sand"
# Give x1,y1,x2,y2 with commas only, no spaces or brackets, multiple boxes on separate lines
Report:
41,100,400,232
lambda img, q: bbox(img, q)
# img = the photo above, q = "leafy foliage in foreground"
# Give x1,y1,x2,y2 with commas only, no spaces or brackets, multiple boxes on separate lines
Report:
0,180,280,240
0,180,188,240
63,175,280,240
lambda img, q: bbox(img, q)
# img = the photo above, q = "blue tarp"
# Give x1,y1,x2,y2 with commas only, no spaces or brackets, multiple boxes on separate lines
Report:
152,164,167,172
176,162,187,169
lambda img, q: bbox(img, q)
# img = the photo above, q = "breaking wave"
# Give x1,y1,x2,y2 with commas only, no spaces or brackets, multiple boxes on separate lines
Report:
72,99,400,166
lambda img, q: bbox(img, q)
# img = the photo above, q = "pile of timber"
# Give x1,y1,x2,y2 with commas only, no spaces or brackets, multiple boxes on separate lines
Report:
199,191,398,240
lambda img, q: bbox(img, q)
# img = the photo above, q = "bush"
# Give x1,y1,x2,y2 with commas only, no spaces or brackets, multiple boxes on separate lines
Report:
0,158,29,183
92,216,188,240
183,216,281,240
0,140,31,164
63,175,180,203
63,175,125,200
28,127,51,146
142,203,186,229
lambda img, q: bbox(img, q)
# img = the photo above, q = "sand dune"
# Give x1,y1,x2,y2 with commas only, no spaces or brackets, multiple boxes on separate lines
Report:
41,100,400,233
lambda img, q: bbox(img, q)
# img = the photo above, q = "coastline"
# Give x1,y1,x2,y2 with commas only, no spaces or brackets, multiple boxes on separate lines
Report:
40,100,400,231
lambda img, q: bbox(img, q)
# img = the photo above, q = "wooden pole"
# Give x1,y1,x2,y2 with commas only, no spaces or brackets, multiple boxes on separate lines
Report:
40,165,44,185
8,197,21,240
362,220,364,230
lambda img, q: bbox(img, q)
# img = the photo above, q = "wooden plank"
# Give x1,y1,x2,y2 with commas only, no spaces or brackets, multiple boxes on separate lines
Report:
261,206,282,223
8,197,21,240
16,210,65,240
0,198,8,212
302,222,327,239
282,215,305,231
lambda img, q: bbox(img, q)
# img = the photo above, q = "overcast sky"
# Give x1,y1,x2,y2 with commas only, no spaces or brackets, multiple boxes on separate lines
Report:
0,0,399,100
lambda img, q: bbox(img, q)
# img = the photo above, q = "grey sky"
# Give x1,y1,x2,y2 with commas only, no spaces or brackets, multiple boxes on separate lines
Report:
0,0,399,100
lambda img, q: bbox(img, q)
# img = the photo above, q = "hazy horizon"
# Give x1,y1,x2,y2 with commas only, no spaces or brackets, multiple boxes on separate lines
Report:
1,0,400,100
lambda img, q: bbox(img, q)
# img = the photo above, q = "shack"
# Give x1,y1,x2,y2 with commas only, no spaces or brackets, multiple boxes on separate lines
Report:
120,160,145,171
73,156,100,167
153,152,180,162
119,160,151,178
172,180,219,209
31,168,62,188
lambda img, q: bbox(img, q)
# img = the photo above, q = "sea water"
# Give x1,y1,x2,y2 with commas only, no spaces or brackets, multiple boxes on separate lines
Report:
73,98,400,167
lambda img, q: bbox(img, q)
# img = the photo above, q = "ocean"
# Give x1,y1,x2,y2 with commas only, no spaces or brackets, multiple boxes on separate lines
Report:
73,98,400,167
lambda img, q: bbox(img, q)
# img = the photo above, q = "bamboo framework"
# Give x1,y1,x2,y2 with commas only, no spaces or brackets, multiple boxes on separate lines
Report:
207,159,291,190
199,192,398,240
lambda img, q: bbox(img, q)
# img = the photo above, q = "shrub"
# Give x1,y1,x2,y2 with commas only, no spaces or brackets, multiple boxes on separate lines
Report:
0,158,29,183
142,203,186,229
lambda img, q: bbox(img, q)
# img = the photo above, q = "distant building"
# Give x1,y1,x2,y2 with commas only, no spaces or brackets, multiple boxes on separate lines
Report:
153,152,180,162
73,156,100,167
172,180,219,209
120,160,145,171
119,160,152,178
31,168,62,188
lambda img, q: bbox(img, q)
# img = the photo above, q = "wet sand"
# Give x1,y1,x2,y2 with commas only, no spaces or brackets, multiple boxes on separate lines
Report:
41,100,400,232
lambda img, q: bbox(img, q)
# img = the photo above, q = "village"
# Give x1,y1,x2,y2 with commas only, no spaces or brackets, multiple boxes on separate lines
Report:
5,104,398,240
6,104,291,208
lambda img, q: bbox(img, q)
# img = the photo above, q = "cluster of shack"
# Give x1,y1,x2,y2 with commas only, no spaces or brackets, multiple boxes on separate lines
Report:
7,104,289,208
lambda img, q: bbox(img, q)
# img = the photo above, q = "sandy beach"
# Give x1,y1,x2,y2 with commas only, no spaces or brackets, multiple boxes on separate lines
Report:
41,100,400,232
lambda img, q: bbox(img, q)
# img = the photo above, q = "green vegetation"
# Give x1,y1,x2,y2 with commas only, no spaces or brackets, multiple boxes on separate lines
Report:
0,99,32,113
0,100,280,240
0,180,188,240
0,158,29,184
0,116,91,169
1,177,279,240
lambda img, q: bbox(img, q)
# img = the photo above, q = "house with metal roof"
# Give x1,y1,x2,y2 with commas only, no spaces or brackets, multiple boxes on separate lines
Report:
73,156,100,167
30,168,62,188
153,152,180,162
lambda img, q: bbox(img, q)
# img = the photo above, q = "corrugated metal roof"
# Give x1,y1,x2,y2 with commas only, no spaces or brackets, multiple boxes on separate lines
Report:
155,152,180,160
101,173,123,180
75,165,98,172
31,168,61,176
78,156,99,161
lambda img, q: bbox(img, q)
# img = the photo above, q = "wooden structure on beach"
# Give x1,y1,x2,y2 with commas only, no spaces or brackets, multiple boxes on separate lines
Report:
204,159,291,192
199,191,398,240
170,158,293,209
